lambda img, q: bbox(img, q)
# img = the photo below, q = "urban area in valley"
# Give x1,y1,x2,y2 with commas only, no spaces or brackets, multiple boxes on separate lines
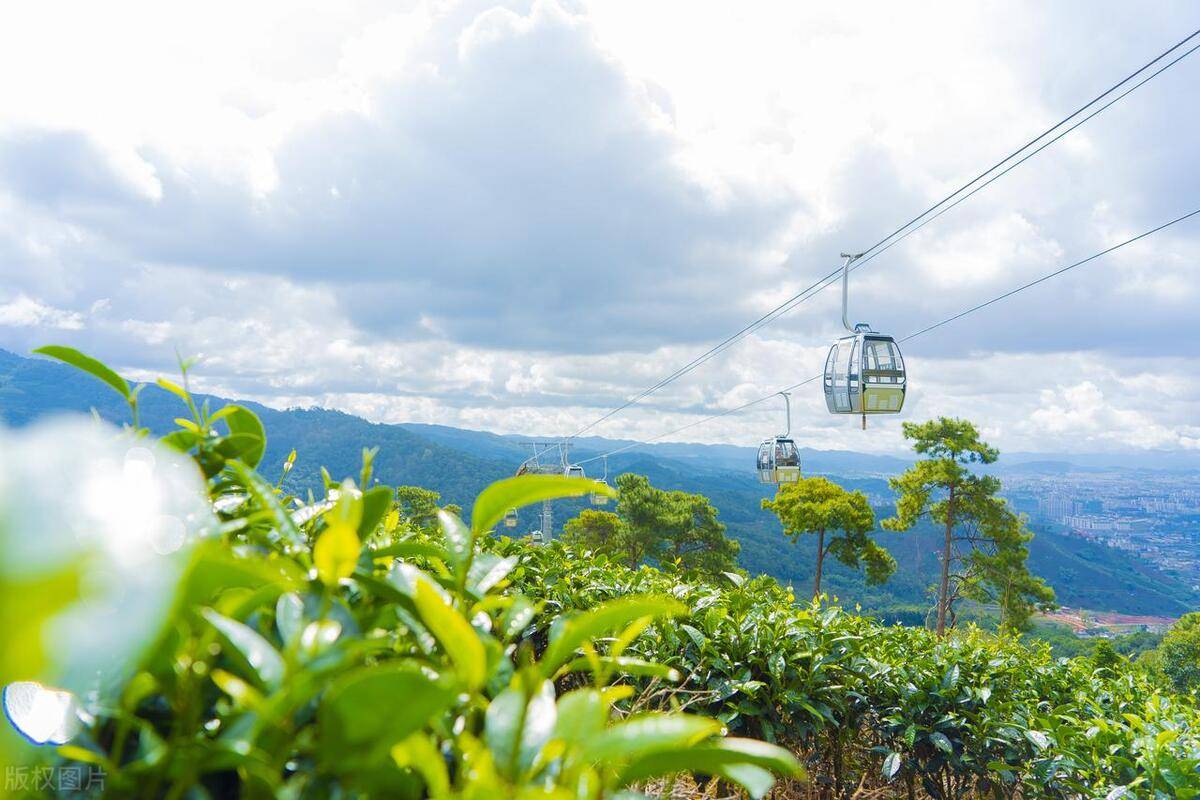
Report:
1002,467,1200,634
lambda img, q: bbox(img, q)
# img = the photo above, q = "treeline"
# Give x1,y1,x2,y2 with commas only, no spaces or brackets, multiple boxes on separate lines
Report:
561,416,1056,636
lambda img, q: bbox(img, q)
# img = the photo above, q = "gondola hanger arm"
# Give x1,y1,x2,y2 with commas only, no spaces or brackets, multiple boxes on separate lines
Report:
778,391,792,439
839,251,866,334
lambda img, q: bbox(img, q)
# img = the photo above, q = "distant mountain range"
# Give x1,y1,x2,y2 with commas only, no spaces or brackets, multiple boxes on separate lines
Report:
2,347,1196,617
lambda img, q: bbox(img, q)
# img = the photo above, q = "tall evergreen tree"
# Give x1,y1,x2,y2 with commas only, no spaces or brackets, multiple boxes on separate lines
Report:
883,418,1054,634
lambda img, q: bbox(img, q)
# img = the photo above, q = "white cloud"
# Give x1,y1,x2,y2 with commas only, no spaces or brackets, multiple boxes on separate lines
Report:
0,0,1198,455
1026,381,1198,450
914,213,1064,289
0,295,84,330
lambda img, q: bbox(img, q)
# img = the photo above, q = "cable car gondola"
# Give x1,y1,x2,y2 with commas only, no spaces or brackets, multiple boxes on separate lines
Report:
823,252,907,427
756,392,801,485
590,456,610,506
564,464,585,479
503,508,518,528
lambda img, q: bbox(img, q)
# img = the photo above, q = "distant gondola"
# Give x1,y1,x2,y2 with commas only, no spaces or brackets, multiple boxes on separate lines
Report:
756,392,801,485
590,456,610,505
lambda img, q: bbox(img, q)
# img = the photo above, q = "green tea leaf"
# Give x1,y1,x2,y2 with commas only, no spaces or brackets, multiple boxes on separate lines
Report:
201,608,285,690
1024,730,1050,750
226,462,304,549
219,405,267,468
554,688,606,746
372,541,450,562
391,733,450,797
581,714,720,763
468,553,518,596
314,521,360,586
413,576,487,689
156,377,191,405
472,475,614,537
160,429,199,453
211,668,264,710
358,486,394,539
275,592,304,646
500,595,537,641
181,542,305,608
320,663,454,765
486,679,556,778
34,345,130,400
438,509,474,575
561,656,680,682
715,763,776,799
615,738,801,797
541,595,687,677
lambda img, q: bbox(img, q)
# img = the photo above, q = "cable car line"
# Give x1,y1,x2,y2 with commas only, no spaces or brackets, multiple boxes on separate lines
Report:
848,34,1200,276
898,206,1200,345
574,204,1200,466
565,28,1200,442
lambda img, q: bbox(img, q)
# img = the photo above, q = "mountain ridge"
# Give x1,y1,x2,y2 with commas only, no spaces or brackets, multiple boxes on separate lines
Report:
2,347,1195,616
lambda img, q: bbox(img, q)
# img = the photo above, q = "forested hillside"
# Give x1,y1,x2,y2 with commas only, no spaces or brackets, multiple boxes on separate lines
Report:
2,348,1195,616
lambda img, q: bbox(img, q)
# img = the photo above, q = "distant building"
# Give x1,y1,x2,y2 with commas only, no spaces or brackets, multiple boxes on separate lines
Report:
1075,628,1113,639
1039,492,1075,522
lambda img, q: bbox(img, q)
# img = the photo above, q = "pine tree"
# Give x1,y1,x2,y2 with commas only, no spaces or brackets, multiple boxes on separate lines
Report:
883,418,1054,634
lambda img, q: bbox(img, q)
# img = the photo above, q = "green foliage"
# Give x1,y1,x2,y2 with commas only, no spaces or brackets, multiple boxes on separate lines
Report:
7,349,799,799
1158,612,1200,693
500,538,1200,799
563,508,626,552
902,417,1001,464
562,473,739,575
34,344,140,423
885,417,1055,633
762,475,893,598
1092,638,1122,670
10,349,1200,800
394,485,447,532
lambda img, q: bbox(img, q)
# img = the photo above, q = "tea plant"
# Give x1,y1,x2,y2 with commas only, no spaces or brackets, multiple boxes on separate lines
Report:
500,540,1200,798
6,347,801,799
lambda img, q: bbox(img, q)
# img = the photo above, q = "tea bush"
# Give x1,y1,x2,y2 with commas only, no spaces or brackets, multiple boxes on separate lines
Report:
3,348,800,799
495,539,1200,798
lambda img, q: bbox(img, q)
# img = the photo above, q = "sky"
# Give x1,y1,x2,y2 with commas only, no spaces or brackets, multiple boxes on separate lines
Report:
0,0,1198,455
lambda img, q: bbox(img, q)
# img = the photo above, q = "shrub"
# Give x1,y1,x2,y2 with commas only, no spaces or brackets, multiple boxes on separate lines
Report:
1158,612,1200,694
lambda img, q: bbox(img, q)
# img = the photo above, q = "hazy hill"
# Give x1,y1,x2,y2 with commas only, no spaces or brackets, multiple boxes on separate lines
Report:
2,347,1195,616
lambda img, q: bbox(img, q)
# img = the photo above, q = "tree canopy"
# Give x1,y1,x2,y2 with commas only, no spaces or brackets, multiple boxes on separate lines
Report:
883,417,1054,633
562,473,739,575
1158,612,1200,693
762,476,893,599
393,485,462,534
